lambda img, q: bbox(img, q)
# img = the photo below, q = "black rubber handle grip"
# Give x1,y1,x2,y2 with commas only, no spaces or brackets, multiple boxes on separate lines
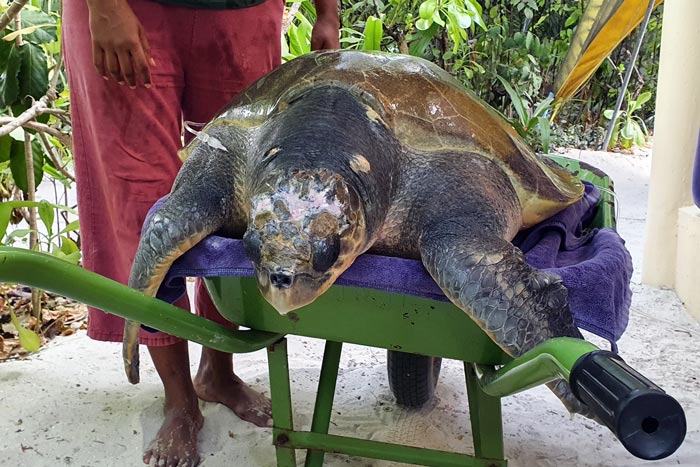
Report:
570,350,686,460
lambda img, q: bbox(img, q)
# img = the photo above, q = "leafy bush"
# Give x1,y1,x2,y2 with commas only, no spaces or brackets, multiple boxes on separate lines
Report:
0,1,78,261
603,91,651,150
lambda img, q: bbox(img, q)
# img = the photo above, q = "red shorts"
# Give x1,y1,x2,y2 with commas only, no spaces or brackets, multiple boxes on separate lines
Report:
63,0,283,345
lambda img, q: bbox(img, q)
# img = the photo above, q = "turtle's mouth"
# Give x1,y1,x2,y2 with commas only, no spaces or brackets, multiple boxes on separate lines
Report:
254,267,333,314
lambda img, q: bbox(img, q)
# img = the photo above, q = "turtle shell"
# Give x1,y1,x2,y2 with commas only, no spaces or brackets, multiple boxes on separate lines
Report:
213,51,584,228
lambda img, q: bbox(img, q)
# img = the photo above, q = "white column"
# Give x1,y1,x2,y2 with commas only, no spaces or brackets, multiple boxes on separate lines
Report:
642,0,700,295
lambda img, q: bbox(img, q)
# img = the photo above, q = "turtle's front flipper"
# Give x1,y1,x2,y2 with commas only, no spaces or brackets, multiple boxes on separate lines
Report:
420,221,583,355
414,153,589,417
123,141,240,384
420,223,594,416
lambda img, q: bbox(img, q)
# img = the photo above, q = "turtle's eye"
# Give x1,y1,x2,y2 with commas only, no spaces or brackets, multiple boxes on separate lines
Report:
243,230,262,264
311,236,340,272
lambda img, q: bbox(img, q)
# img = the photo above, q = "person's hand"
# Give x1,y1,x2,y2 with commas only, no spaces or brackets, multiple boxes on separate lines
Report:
311,1,340,51
86,0,154,88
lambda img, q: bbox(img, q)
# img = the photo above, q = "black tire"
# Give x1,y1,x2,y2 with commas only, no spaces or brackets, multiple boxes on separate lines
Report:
387,350,443,408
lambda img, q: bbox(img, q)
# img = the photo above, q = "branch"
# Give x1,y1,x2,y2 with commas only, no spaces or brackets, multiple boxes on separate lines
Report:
282,2,301,35
24,130,43,320
0,0,29,32
0,117,72,150
47,50,63,98
0,96,50,138
38,131,75,182
11,185,30,224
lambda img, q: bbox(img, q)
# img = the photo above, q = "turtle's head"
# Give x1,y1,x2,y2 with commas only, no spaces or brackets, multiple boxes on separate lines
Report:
244,168,366,314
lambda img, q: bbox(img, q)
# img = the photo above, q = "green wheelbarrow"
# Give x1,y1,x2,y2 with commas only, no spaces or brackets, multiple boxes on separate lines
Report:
0,156,686,466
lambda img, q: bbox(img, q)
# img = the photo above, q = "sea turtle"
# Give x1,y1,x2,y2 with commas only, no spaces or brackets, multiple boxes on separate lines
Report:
124,50,590,415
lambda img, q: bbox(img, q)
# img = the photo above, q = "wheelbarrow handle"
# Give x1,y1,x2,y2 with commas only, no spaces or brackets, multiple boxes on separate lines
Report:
570,350,686,460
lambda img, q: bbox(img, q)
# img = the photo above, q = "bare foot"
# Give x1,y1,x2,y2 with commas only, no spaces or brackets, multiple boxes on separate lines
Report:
194,372,273,428
143,405,204,467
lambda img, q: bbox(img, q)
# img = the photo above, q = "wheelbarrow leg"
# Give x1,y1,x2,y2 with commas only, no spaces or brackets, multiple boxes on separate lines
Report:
267,338,297,467
305,340,343,467
465,362,505,461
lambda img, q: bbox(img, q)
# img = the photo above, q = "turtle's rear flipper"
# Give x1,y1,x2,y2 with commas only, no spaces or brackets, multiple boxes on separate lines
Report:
124,142,239,384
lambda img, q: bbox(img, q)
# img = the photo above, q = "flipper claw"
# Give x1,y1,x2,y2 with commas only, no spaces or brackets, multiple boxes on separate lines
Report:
123,319,141,384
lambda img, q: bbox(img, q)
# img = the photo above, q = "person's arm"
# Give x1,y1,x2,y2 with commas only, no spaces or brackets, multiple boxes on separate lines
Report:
86,0,154,88
311,0,340,50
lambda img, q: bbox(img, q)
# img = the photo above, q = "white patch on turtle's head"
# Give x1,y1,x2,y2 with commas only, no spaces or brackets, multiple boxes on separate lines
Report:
244,169,367,314
251,185,343,224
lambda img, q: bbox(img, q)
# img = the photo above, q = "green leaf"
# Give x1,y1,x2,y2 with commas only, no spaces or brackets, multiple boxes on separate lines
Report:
53,249,81,264
55,236,82,264
496,76,528,127
0,203,11,241
537,116,551,154
361,16,383,51
621,120,638,141
532,96,553,119
38,200,54,236
59,236,80,255
18,7,57,44
448,4,472,29
418,0,438,20
0,200,78,239
603,109,615,120
633,125,647,147
608,124,620,150
9,138,44,193
464,0,486,30
0,134,12,163
1,42,22,106
634,91,652,110
3,23,54,42
5,228,34,243
41,163,72,187
0,38,13,71
431,10,445,27
18,42,49,104
58,219,80,236
415,18,432,31
9,310,41,352
409,24,439,57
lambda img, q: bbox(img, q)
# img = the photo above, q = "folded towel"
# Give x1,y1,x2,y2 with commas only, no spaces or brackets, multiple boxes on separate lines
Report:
153,182,632,346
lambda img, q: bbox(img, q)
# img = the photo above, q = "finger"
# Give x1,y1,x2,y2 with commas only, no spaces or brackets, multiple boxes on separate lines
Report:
105,52,123,84
117,49,136,88
92,45,107,80
130,42,152,88
139,27,156,68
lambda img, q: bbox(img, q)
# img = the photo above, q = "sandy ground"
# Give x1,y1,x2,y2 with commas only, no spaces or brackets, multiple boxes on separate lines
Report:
1,150,699,467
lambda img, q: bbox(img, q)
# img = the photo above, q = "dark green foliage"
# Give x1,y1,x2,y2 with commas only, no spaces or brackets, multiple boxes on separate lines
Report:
332,0,663,151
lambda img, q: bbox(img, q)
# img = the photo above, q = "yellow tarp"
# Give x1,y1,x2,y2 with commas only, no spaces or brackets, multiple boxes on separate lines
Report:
554,0,663,101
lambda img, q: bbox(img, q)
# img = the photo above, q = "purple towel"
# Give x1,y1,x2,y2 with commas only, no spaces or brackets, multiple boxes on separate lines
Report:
154,182,632,346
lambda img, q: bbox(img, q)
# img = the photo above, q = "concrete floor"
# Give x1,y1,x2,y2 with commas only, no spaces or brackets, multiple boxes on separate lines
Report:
1,150,698,466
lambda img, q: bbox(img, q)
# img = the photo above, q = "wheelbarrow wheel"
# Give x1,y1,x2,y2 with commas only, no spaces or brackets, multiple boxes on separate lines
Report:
387,350,442,408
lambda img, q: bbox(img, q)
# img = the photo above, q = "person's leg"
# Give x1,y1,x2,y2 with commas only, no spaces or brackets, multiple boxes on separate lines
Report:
63,1,204,465
182,0,284,428
145,342,204,466
192,281,273,427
